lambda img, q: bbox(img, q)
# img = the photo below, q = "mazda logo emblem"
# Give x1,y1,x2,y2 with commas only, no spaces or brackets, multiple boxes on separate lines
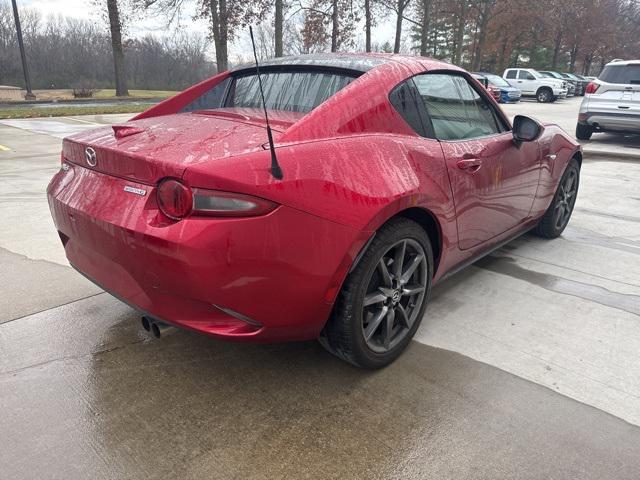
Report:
85,147,97,167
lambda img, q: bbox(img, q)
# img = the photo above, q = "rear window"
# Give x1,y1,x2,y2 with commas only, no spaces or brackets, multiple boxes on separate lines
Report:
599,65,640,84
182,70,355,114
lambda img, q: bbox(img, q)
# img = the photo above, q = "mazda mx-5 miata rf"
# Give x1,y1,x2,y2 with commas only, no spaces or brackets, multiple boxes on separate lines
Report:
47,53,581,368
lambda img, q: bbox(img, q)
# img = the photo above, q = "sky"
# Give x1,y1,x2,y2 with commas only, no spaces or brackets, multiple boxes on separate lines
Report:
20,0,399,63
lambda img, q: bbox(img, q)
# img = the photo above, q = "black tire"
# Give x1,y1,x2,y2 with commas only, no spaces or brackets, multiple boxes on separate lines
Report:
537,88,553,103
319,218,433,369
575,122,593,140
532,158,580,238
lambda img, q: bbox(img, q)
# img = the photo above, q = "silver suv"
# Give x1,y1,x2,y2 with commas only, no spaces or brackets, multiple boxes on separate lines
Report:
576,60,640,140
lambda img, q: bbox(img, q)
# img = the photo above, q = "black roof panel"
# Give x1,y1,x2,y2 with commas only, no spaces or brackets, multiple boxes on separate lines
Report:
233,53,391,74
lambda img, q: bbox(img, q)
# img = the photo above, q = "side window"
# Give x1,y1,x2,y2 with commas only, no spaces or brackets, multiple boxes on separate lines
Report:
389,81,428,137
506,70,517,79
412,73,503,141
518,70,530,80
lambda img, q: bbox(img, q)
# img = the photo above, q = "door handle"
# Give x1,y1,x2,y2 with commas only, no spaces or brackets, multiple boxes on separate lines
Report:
456,158,482,173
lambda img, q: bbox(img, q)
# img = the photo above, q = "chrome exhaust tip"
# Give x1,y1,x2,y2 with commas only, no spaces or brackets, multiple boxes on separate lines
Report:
141,316,151,332
150,320,174,338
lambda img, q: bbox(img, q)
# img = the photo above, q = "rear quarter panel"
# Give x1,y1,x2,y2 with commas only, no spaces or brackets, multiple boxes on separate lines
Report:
183,133,458,282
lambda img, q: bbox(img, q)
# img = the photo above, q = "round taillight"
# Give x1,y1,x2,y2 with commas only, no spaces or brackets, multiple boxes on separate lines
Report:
157,178,193,220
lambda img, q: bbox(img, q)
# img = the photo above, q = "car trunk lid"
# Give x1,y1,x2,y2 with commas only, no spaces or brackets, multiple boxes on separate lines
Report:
62,109,304,185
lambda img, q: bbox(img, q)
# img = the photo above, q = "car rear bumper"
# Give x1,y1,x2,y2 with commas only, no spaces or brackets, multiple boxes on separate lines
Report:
47,163,364,342
579,112,640,133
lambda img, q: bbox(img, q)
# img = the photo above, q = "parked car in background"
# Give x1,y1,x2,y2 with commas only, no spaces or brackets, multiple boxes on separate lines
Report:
474,72,521,103
504,68,567,102
46,53,582,368
471,73,501,102
577,59,640,139
539,71,575,96
563,73,588,96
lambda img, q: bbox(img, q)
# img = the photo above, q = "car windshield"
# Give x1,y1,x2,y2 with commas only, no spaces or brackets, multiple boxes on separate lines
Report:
599,65,640,84
540,72,553,78
182,69,356,114
484,74,510,87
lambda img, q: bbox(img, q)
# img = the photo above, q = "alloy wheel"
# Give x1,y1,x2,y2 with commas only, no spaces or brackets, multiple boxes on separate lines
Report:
361,238,428,354
553,168,578,230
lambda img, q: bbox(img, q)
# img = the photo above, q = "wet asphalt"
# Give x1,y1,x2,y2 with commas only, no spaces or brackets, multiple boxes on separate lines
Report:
1,106,640,479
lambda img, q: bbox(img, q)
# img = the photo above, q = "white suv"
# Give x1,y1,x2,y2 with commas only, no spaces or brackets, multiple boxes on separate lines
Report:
503,68,568,103
576,60,640,140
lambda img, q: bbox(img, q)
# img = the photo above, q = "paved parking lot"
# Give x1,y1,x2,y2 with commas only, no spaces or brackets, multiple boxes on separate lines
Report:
1,104,640,478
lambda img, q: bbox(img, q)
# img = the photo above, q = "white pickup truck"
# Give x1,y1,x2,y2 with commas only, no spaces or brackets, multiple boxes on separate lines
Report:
503,68,568,103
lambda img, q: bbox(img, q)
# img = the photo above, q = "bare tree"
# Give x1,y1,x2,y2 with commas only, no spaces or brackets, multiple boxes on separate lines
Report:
107,0,129,96
275,0,283,56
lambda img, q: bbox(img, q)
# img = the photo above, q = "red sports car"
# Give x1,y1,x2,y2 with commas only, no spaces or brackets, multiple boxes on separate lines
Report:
47,53,581,368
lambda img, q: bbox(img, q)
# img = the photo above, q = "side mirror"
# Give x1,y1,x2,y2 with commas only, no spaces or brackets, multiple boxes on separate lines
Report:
512,115,542,145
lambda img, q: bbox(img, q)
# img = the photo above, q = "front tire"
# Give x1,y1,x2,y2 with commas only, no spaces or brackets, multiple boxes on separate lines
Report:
533,159,580,238
319,218,433,368
537,88,553,103
575,122,593,140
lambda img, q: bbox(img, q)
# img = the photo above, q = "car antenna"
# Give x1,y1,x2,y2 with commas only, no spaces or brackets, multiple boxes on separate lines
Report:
249,26,283,180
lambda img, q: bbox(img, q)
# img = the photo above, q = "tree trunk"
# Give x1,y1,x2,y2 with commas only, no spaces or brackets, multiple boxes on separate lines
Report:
275,0,283,57
209,0,228,71
583,52,594,75
365,0,371,52
107,0,128,96
420,0,430,56
497,35,508,73
452,1,467,64
551,28,563,69
471,1,492,71
569,43,578,72
393,0,405,54
331,0,338,52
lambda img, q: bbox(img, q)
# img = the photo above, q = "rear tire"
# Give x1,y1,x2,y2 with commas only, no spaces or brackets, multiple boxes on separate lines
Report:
532,159,580,238
575,123,593,140
319,218,433,369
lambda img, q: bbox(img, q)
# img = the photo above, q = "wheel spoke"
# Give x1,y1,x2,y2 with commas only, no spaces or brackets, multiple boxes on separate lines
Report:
555,205,565,228
377,258,392,287
364,306,387,341
396,304,410,329
393,241,406,279
400,254,424,284
565,173,575,192
383,307,395,348
363,291,387,307
402,284,425,296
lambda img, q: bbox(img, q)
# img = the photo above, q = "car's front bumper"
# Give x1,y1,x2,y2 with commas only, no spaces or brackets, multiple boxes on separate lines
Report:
47,163,363,342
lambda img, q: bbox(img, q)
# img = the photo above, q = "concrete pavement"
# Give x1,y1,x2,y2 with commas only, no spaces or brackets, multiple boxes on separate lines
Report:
1,114,640,478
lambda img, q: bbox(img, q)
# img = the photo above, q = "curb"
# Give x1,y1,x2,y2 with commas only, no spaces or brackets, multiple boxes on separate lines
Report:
582,146,640,161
